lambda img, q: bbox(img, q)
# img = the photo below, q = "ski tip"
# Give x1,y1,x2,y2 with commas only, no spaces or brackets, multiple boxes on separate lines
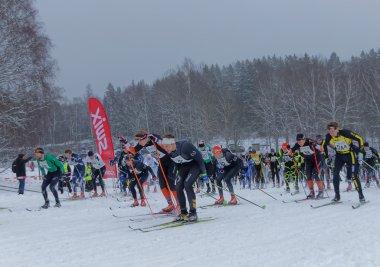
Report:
261,205,266,209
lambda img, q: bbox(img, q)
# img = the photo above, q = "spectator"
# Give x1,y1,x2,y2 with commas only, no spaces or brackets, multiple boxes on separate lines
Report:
14,154,32,195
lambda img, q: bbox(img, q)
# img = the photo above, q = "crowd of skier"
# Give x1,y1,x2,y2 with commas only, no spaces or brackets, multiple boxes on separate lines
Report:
9,121,380,221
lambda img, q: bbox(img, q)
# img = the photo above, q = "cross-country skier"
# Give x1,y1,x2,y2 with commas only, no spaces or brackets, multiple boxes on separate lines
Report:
362,142,379,187
278,143,298,193
126,156,157,207
57,155,72,194
292,134,324,199
322,122,365,202
160,134,208,221
34,148,64,208
64,150,85,199
133,131,178,213
198,140,216,194
86,151,106,197
212,145,243,205
267,149,280,187
250,149,264,188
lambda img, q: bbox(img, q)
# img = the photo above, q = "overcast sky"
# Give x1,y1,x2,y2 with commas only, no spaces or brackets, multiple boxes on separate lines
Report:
35,0,380,97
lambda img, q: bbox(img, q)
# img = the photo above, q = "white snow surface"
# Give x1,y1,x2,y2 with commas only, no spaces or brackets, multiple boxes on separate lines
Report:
0,170,380,267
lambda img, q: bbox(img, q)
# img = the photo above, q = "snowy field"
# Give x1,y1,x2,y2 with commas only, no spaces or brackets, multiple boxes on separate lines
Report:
1,168,380,267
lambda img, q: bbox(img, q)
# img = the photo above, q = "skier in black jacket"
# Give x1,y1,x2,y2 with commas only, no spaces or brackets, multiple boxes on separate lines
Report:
160,134,207,222
212,146,243,205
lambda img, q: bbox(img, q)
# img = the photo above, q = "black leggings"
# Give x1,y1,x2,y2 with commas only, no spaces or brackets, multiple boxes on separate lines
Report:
176,163,200,213
270,164,280,184
157,157,177,191
129,172,148,200
216,165,240,197
333,153,363,196
42,170,60,203
305,158,320,181
92,166,106,191
254,164,264,183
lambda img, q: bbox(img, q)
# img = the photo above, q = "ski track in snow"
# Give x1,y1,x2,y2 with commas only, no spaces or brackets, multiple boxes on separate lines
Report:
0,170,379,267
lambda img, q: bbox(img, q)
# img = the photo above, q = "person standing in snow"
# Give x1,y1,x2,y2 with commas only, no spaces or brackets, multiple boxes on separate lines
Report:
34,148,64,208
198,140,216,194
13,154,32,195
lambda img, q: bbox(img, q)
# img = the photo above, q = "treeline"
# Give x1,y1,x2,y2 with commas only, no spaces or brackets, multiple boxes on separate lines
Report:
2,1,380,155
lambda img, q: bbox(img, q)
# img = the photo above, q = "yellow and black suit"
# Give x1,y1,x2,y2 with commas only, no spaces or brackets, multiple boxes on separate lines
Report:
322,129,364,198
250,152,264,185
278,149,298,191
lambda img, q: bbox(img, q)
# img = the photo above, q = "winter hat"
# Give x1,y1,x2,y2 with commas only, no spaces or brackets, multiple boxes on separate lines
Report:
34,147,44,154
88,151,94,157
212,146,222,155
296,133,305,141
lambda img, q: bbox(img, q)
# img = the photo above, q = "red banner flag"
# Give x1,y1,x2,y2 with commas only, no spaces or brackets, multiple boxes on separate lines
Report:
88,98,117,178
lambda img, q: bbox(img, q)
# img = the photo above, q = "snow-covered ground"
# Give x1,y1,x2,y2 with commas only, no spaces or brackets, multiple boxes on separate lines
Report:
0,168,379,267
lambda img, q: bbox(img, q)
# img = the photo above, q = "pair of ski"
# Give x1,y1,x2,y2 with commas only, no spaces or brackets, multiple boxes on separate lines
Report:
198,203,241,209
112,211,175,222
282,196,328,204
311,200,370,209
128,217,216,232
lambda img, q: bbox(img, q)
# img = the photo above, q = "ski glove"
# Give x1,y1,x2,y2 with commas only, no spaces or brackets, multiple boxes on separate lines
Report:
152,177,158,182
200,173,209,182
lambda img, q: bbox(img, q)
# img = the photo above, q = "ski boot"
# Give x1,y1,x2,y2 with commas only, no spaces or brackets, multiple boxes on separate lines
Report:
54,201,61,208
228,195,237,205
286,187,290,193
215,196,225,205
162,202,175,212
306,191,315,199
80,192,85,199
99,190,106,197
331,194,340,202
359,194,366,203
175,210,188,221
260,183,264,189
92,191,98,197
206,186,211,194
346,182,352,191
140,199,146,206
71,193,78,200
131,199,139,207
211,188,216,195
41,201,50,209
186,210,198,222
316,191,324,199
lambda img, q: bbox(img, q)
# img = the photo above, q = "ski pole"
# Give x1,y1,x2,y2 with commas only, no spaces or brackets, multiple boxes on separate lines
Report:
152,140,178,208
198,188,218,201
291,158,308,197
129,159,155,216
256,187,278,200
311,145,329,198
214,183,265,209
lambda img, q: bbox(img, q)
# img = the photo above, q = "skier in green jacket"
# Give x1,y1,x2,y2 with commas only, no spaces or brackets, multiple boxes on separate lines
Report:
35,148,64,209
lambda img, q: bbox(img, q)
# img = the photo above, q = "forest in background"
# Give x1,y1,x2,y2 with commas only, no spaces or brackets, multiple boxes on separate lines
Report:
2,0,380,161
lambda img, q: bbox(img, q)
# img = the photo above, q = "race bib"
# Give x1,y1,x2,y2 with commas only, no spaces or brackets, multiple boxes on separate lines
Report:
39,160,50,171
334,140,350,152
217,157,230,167
171,155,192,164
365,150,373,159
300,146,314,156
201,150,210,160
